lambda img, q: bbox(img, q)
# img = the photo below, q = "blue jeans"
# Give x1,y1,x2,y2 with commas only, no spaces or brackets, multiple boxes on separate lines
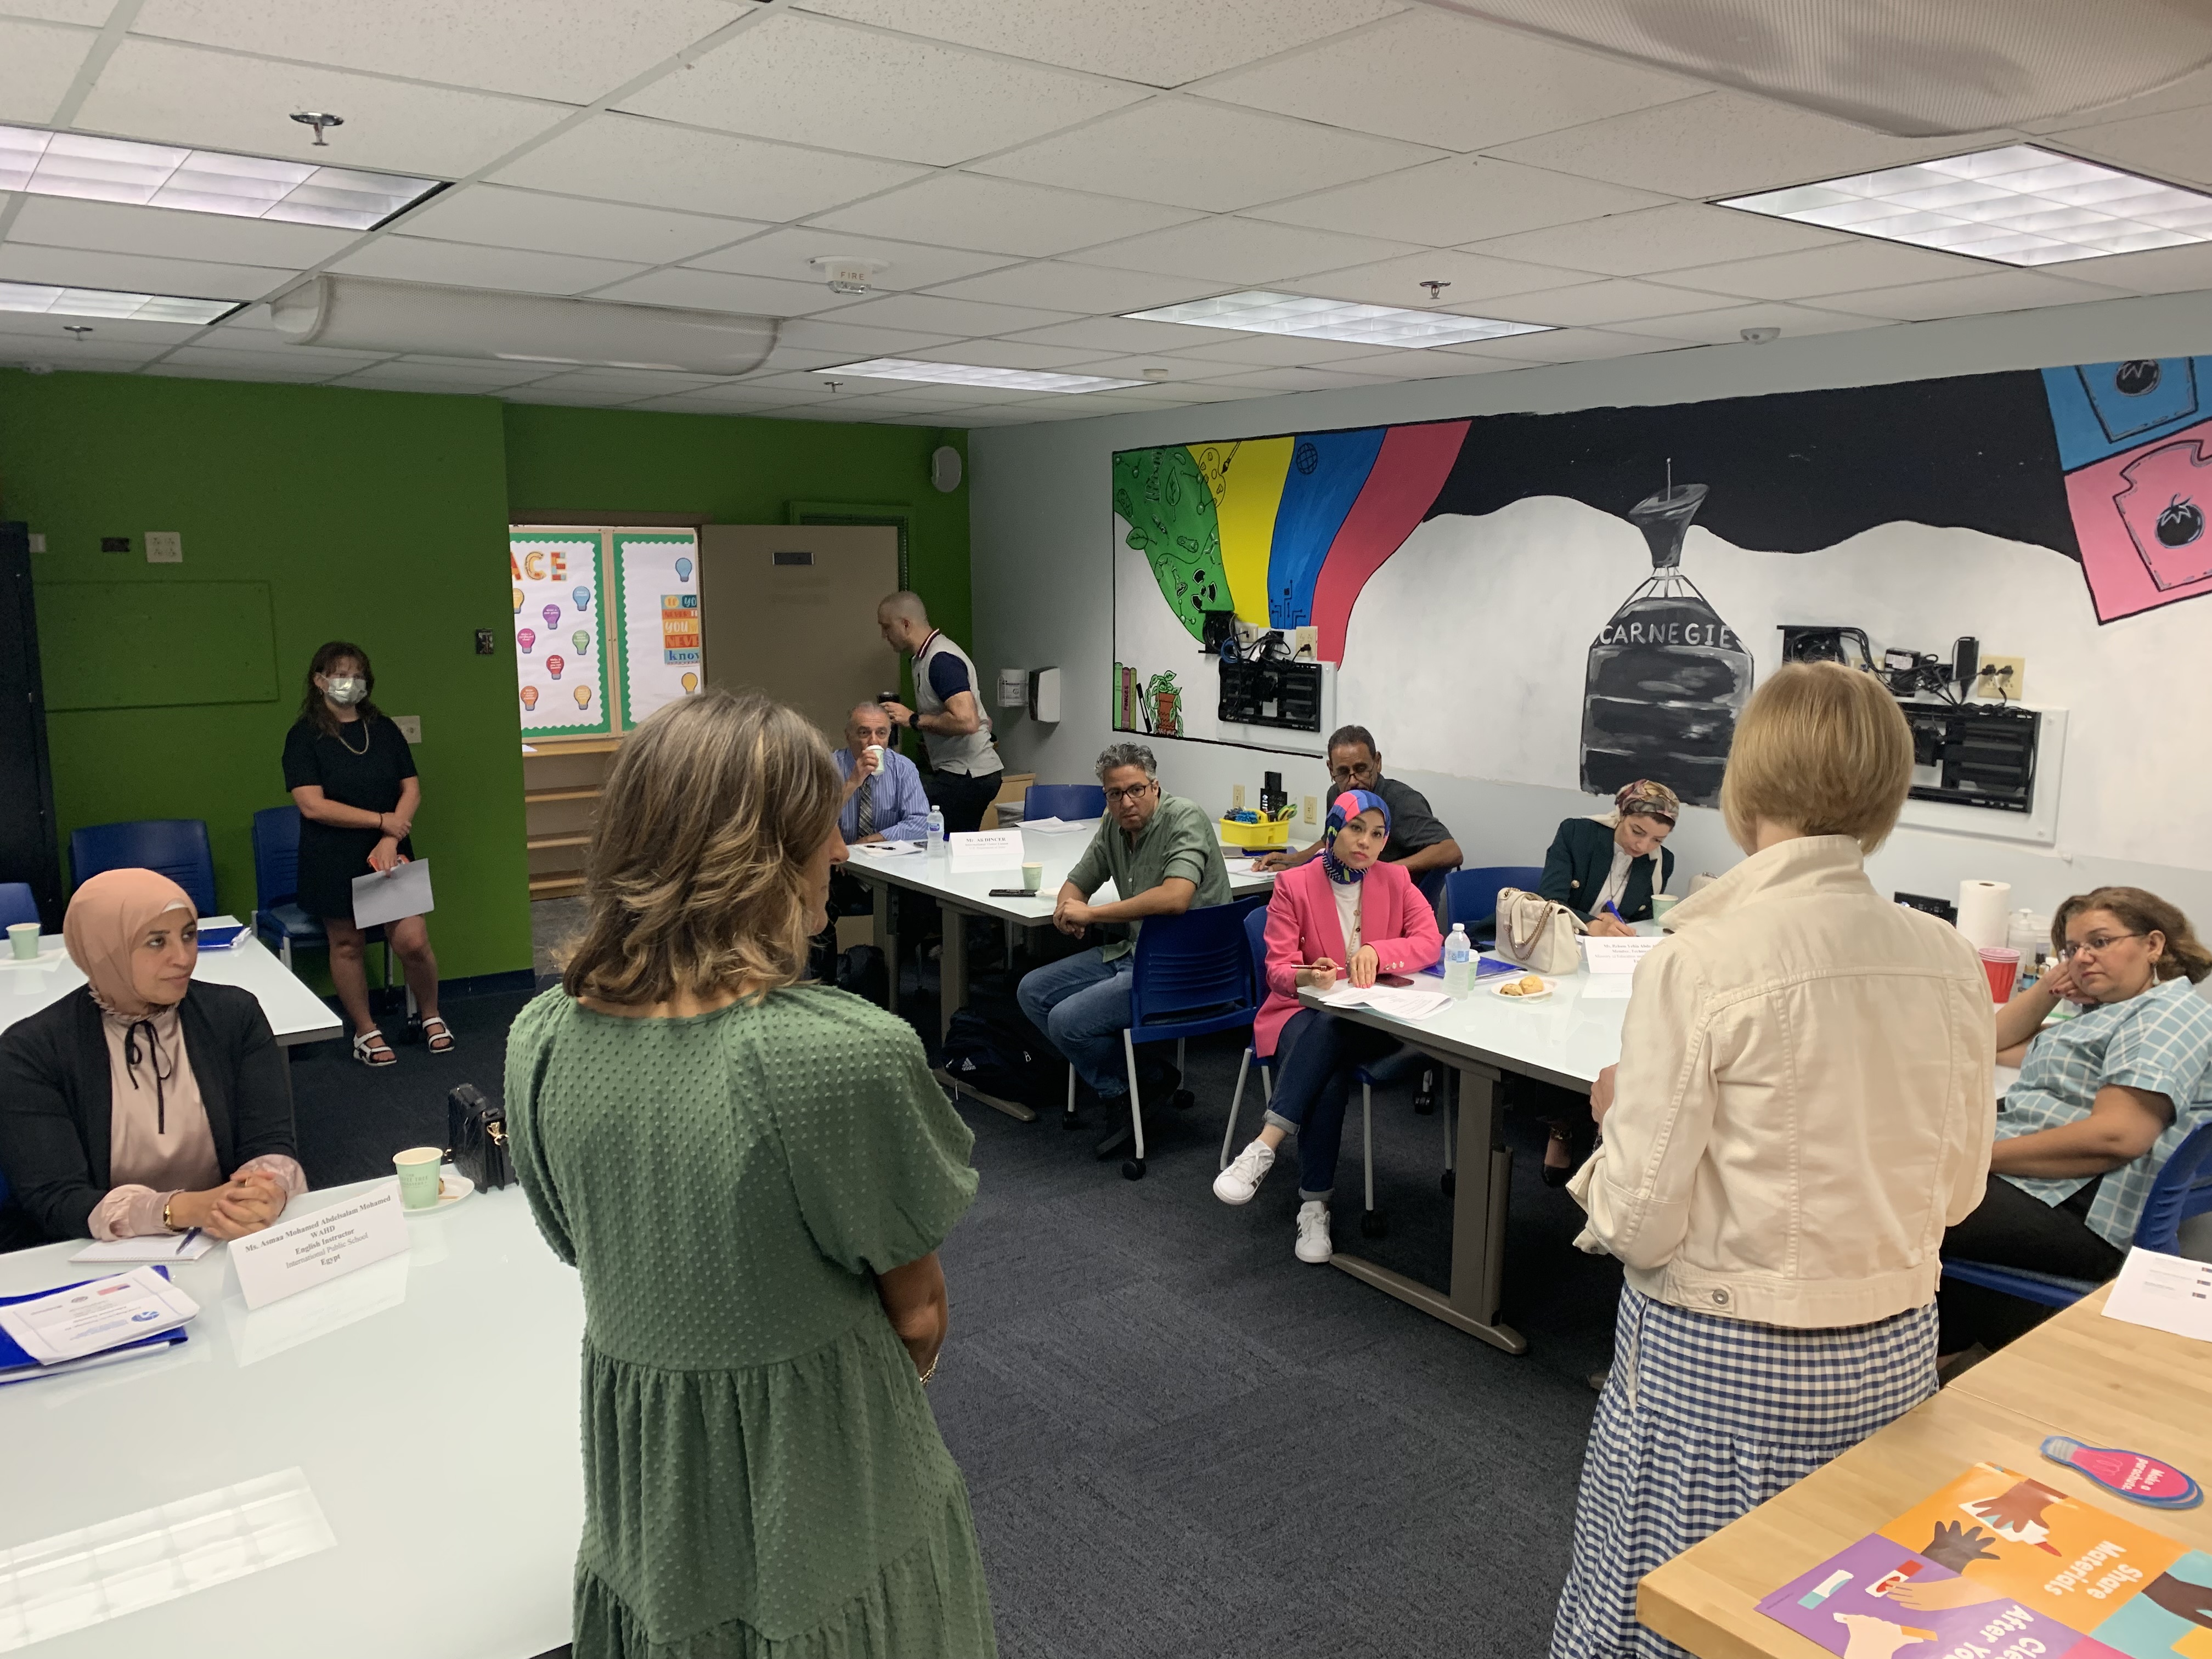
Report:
1263,1007,1398,1200
1017,949,1139,1098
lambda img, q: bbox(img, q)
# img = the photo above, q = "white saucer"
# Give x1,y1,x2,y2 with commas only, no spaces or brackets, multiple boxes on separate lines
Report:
402,1168,474,1216
1489,978,1554,1002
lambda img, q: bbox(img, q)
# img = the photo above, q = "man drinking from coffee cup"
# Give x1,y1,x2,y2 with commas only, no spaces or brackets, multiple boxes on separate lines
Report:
810,702,933,991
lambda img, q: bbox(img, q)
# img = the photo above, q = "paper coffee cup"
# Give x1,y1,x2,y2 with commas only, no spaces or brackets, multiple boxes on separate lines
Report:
393,1146,444,1210
1978,946,2020,1005
866,744,885,769
1650,895,1679,919
1022,862,1044,894
7,922,37,960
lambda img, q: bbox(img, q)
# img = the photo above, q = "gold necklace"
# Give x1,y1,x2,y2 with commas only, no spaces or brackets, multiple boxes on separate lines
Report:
336,718,370,755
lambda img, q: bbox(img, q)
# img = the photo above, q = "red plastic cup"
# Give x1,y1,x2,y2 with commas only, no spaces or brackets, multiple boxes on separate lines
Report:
1979,946,2020,1003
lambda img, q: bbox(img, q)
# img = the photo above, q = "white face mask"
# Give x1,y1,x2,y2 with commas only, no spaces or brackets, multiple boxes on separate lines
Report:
323,676,367,706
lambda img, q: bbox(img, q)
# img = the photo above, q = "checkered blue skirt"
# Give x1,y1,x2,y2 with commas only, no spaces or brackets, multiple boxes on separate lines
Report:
1549,1287,1938,1659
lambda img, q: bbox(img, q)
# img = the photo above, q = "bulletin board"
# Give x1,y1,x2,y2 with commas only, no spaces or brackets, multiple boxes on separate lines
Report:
611,531,702,727
510,532,611,736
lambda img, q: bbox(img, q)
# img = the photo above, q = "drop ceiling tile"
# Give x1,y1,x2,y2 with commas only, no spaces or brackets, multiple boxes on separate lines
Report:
1808,269,2119,322
9,342,167,368
7,195,358,267
1158,331,1416,368
1446,326,1663,362
1073,217,1420,283
2034,241,2212,296
128,0,744,103
1045,354,1217,382
1291,248,1600,309
330,235,648,295
2050,105,2212,189
335,359,556,390
1319,348,1521,379
792,0,1397,86
1660,240,1993,301
743,368,878,393
618,10,1146,166
2029,65,2212,132
686,228,1015,291
1201,10,1699,153
73,37,570,178
397,185,760,263
1480,278,1736,327
499,383,637,407
0,18,93,123
1606,302,1891,345
761,322,964,366
1463,202,1852,276
492,114,927,223
624,387,820,414
997,314,1245,353
973,100,1443,214
810,290,1081,336
903,338,1109,371
1249,155,1671,245
0,241,289,299
5,2,112,21
0,311,204,346
586,266,850,317
924,261,1218,314
1066,379,1263,403
185,325,388,364
516,367,730,396
1198,365,1381,392
805,172,1198,257
152,344,347,376
1487,92,1998,201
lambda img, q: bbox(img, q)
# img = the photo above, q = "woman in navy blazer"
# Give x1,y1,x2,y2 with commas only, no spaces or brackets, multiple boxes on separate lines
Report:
1538,780,1680,935
1214,791,1441,1265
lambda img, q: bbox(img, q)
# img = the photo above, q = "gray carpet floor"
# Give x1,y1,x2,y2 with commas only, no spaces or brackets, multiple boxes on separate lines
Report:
294,940,1621,1659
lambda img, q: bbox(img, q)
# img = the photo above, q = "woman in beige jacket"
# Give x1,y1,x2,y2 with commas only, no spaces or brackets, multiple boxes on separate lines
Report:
1550,662,1995,1659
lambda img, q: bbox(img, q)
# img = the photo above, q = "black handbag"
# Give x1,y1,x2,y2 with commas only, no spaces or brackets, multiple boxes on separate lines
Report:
447,1084,514,1191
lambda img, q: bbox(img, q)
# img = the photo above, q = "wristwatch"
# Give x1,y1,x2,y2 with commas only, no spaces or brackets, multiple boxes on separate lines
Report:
908,709,922,731
161,1195,179,1233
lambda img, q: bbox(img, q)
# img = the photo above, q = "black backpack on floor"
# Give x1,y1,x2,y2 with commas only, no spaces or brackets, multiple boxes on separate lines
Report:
940,1006,1058,1106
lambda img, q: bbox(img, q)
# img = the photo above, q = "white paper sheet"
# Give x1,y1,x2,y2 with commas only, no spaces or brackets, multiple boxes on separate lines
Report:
1316,983,1456,1020
2102,1246,2212,1341
351,857,435,928
71,1233,218,1265
1016,816,1097,833
1582,935,1662,973
848,839,924,858
947,830,1025,871
1580,975,1634,998
0,1266,200,1364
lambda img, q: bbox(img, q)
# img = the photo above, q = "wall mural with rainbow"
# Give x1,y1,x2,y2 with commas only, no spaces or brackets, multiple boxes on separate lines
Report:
1111,359,2212,874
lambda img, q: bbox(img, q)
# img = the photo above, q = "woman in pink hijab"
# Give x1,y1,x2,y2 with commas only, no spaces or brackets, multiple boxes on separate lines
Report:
0,869,306,1250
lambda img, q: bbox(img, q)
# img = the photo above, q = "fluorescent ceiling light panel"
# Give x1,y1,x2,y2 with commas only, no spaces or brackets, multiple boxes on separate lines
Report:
0,124,440,231
0,280,239,324
819,357,1146,393
1720,145,2212,266
1122,290,1554,348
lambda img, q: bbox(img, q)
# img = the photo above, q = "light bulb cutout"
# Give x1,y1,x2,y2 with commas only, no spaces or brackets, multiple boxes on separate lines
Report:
546,654,565,680
518,628,535,653
574,685,592,709
572,631,589,655
512,586,523,613
573,586,590,611
681,671,698,694
675,556,693,583
520,685,539,710
541,603,561,630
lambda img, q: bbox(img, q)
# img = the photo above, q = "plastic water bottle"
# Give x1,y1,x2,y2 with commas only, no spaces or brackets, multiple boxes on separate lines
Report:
926,805,946,856
1444,923,1472,997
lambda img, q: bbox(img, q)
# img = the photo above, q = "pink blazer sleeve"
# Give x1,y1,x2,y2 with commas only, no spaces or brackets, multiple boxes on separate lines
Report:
1363,864,1443,975
1262,879,1310,1003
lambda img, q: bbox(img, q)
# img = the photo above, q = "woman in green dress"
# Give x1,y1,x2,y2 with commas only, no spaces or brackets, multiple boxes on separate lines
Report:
506,687,995,1658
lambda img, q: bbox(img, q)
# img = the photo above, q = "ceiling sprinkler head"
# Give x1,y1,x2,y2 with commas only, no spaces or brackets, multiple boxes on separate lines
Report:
823,379,843,393
62,324,93,339
1142,367,1170,381
291,111,344,146
1741,326,1781,345
1419,280,1451,301
810,256,887,297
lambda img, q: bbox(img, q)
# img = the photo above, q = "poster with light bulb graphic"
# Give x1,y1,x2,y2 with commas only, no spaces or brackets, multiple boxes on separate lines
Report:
510,532,610,736
613,531,703,726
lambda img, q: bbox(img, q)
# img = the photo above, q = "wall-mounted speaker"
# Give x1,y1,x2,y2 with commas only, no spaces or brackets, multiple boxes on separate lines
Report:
930,445,963,493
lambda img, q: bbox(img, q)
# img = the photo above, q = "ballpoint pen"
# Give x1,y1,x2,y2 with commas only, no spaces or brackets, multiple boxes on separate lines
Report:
173,1227,201,1255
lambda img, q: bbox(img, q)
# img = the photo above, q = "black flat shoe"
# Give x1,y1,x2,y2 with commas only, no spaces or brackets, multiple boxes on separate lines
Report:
1542,1126,1576,1188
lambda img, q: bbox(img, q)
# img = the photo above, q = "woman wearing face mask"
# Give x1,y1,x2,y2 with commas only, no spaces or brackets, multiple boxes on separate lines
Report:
1939,886,2212,1358
283,641,449,1066
1214,791,1442,1265
1539,780,1680,938
0,868,306,1251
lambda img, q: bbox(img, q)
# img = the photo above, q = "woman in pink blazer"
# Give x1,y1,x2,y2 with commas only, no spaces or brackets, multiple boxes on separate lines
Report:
1214,790,1441,1263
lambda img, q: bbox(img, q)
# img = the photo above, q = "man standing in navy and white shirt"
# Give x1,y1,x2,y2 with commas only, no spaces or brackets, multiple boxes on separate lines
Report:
876,589,1004,833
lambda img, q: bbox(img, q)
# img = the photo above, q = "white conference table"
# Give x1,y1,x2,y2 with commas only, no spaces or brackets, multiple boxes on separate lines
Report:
840,822,1276,1120
0,917,344,1052
0,1176,582,1658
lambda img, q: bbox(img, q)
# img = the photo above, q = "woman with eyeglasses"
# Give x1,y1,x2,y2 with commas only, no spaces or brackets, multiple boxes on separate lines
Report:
1940,885,2212,1358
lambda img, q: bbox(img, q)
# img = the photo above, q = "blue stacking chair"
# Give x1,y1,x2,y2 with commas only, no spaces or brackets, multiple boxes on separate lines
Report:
0,882,38,930
1943,1119,2212,1308
250,805,407,1009
1024,783,1107,822
69,820,217,915
1086,899,1261,1181
1445,865,1544,949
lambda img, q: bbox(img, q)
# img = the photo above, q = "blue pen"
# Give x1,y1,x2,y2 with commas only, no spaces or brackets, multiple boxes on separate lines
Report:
1602,900,1627,926
172,1227,200,1255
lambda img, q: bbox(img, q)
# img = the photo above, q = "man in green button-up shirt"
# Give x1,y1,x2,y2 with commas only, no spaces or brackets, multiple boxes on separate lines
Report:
1015,742,1232,1105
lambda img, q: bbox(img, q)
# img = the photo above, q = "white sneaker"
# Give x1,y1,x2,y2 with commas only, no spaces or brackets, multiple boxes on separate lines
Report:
1213,1139,1276,1205
1295,1200,1333,1264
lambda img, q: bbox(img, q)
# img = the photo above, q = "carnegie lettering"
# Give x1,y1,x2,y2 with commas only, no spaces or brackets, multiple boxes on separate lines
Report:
1598,619,1741,649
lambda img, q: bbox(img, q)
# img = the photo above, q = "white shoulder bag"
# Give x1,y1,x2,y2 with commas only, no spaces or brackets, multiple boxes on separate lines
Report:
1492,888,1585,974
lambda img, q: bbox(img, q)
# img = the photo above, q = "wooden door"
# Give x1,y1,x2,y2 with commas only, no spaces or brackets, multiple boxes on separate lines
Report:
697,525,900,740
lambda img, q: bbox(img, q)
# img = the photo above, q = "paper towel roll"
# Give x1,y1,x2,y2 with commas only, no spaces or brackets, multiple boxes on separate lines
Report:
1957,880,2012,950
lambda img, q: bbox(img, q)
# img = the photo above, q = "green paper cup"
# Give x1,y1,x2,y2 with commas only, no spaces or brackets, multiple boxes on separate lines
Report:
1651,894,1680,921
7,922,37,960
393,1146,444,1210
1022,862,1044,894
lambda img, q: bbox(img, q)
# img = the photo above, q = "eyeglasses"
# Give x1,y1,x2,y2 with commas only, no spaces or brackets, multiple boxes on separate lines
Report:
1103,782,1155,804
2058,932,2145,962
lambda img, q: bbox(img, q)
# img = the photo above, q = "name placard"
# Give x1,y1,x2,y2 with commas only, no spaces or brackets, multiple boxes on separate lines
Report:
1583,935,1663,974
230,1183,411,1311
947,830,1025,871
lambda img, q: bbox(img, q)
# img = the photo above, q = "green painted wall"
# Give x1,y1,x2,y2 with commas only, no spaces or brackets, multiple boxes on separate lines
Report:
0,371,972,981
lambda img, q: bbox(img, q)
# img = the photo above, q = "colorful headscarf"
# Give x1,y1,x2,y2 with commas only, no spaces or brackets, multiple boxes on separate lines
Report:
1321,789,1391,885
1613,778,1681,826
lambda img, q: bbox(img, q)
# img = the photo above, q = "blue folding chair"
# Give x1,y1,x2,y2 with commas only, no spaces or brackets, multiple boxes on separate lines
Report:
69,819,217,915
1024,783,1106,822
1445,865,1544,949
250,805,408,1011
1943,1118,2212,1308
0,882,38,931
1082,899,1260,1181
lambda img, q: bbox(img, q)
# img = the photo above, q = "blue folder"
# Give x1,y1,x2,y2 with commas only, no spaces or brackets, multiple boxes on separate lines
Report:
0,1267,190,1381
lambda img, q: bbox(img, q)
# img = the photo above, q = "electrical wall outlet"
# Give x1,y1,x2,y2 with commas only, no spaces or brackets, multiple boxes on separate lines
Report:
1231,783,1245,810
392,715,422,743
1974,655,2025,701
475,629,496,655
144,531,182,564
1303,794,1317,824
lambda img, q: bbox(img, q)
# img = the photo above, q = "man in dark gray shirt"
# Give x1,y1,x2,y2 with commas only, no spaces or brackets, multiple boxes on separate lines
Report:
1256,724,1461,882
